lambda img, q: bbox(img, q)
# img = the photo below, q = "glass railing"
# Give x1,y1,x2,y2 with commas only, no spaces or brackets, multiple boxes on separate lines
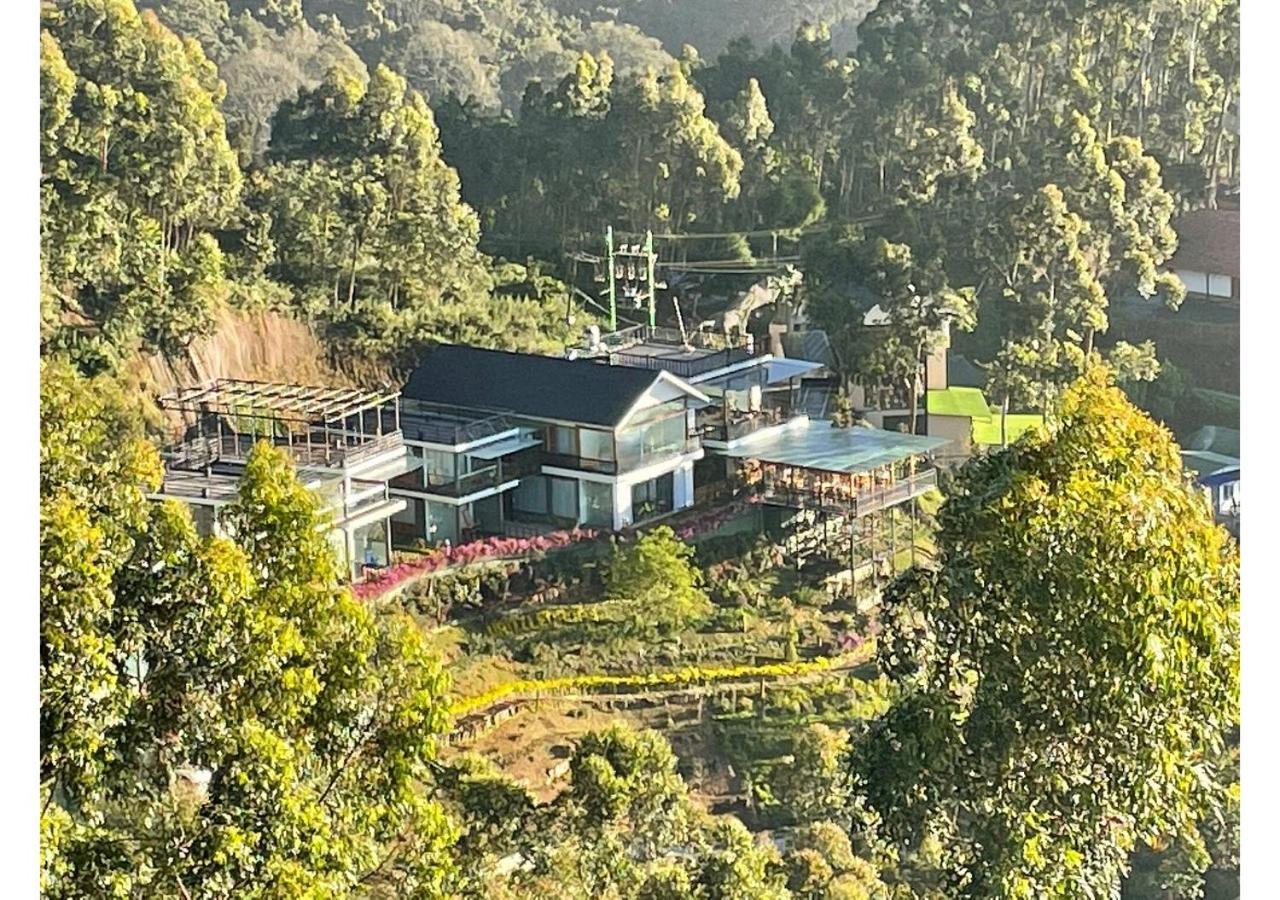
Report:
421,465,502,498
758,468,939,513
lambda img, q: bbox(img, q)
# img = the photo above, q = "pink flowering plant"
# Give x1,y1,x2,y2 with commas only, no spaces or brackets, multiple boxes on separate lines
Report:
353,527,599,600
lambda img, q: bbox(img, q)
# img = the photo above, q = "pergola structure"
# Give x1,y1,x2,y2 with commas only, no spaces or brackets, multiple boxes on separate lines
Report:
723,419,950,586
159,378,403,470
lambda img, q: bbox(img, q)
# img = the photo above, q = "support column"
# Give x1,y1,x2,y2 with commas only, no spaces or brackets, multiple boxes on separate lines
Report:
890,506,898,575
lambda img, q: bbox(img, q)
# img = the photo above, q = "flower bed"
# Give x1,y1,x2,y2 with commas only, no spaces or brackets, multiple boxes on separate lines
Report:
353,527,599,601
669,497,758,541
353,496,760,602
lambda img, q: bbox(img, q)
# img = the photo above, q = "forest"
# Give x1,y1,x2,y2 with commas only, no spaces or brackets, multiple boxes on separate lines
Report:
39,0,1240,897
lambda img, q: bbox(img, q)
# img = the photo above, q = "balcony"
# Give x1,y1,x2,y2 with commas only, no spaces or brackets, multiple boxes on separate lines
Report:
698,400,791,445
400,404,515,447
756,468,939,516
418,465,505,499
165,430,405,472
542,435,701,477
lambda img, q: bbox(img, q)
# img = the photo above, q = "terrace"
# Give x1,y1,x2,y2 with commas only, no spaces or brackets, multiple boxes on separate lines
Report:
399,400,519,448
159,378,405,472
585,324,756,380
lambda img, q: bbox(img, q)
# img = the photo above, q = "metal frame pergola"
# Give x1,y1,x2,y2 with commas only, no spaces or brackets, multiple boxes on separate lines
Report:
159,378,403,470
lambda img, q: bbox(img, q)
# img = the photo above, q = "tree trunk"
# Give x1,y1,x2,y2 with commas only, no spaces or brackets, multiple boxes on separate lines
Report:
1001,392,1010,448
347,240,360,311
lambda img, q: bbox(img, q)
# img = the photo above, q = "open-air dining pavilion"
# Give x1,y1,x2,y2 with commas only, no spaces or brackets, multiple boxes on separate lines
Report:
722,418,949,515
722,418,951,585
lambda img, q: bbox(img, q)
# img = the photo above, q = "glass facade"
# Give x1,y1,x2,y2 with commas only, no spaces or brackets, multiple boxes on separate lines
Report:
582,480,613,527
616,412,686,470
578,427,614,462
631,473,674,521
353,520,390,568
549,476,578,521
426,501,459,545
422,447,458,489
512,474,549,516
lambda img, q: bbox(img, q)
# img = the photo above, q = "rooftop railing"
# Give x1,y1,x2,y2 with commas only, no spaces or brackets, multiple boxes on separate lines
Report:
164,430,405,472
400,407,515,446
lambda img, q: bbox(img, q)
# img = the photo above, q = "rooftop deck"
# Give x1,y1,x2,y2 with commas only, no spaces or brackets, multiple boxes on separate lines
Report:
585,325,755,379
160,378,406,473
160,378,399,425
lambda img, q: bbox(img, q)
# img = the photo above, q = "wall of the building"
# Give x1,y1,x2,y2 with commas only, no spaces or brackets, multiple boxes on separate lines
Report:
926,414,973,457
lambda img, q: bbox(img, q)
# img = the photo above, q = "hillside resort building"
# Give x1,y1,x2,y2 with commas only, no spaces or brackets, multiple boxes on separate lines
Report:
151,327,952,580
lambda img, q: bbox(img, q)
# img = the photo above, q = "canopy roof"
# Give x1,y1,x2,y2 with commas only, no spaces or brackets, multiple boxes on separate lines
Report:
1181,449,1240,480
721,418,950,474
161,378,398,425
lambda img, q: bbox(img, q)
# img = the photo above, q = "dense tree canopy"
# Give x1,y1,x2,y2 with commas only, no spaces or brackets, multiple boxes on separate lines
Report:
41,362,456,896
41,0,242,370
857,369,1239,897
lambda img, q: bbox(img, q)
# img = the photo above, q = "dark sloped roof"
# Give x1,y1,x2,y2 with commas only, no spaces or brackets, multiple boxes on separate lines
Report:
401,344,666,427
947,353,987,389
1170,208,1239,278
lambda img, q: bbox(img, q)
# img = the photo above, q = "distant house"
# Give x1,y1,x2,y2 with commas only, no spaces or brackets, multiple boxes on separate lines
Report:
1179,425,1240,534
924,346,1042,455
1170,208,1239,303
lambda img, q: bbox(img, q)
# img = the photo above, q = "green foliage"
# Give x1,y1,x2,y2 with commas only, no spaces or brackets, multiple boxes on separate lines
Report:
763,723,854,826
604,527,713,632
41,365,456,895
781,821,890,900
857,368,1239,898
42,0,243,369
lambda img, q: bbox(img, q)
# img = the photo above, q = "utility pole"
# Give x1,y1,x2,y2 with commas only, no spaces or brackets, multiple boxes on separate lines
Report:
606,225,617,331
605,227,659,331
645,230,656,328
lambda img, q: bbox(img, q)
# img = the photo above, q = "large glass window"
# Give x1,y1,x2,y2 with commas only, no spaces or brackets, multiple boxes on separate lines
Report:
582,481,613,527
549,426,577,455
512,475,549,516
617,412,686,469
579,428,614,462
426,502,459,545
353,520,390,567
550,476,578,521
422,448,457,488
631,473,674,521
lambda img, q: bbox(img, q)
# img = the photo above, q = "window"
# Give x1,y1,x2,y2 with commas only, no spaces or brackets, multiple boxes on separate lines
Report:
582,481,613,527
631,473,674,521
353,520,390,567
549,426,577,455
426,501,459,545
579,428,614,462
512,475,549,515
550,476,578,521
1207,273,1233,298
422,448,456,488
617,413,686,469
